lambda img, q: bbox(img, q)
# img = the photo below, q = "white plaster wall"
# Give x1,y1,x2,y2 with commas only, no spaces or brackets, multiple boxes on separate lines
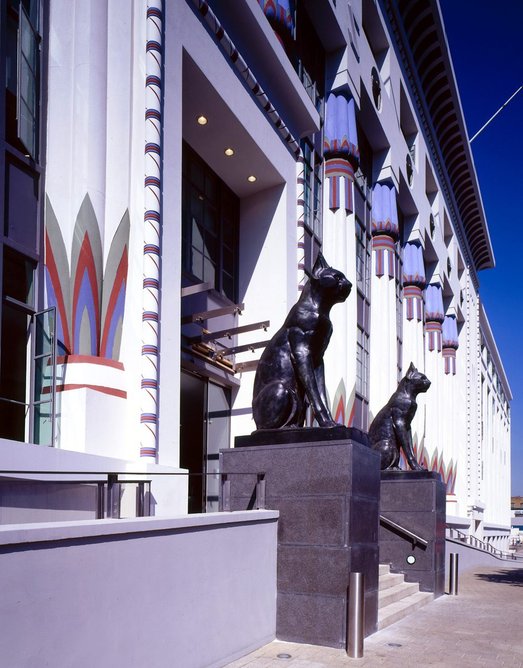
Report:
0,512,278,668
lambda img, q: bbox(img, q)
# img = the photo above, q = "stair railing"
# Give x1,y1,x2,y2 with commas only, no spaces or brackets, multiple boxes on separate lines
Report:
379,514,428,548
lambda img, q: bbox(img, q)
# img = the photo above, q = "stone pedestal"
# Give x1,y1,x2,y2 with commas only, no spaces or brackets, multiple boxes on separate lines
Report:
220,430,381,648
379,470,446,595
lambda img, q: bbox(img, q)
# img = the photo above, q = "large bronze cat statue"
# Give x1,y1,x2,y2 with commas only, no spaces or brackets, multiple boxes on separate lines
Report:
253,254,351,430
368,363,430,470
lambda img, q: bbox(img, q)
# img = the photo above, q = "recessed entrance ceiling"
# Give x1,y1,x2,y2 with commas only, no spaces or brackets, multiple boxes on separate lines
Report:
182,53,284,198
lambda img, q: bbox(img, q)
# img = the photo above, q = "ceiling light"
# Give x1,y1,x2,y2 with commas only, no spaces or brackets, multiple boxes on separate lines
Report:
197,115,208,125
247,175,257,183
224,148,234,156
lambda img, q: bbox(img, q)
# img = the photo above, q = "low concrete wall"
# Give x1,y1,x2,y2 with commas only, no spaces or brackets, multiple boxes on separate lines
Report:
0,511,278,668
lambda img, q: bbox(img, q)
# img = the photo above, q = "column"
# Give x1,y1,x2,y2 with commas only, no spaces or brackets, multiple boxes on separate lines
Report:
321,92,359,426
402,241,426,460
369,183,399,417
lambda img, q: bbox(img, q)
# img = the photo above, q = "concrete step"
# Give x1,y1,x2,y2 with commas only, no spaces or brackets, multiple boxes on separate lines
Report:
378,590,433,630
378,571,405,591
379,563,390,576
378,580,421,609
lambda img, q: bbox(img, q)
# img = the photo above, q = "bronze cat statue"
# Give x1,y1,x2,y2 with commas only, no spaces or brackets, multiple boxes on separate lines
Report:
368,363,430,470
253,254,351,430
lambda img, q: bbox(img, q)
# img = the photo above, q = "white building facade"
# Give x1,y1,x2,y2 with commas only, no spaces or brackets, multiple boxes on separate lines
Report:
0,0,512,542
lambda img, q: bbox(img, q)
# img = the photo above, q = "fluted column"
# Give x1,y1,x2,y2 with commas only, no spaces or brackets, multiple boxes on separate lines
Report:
441,313,459,495
322,92,359,425
402,241,426,457
423,282,444,475
369,183,399,418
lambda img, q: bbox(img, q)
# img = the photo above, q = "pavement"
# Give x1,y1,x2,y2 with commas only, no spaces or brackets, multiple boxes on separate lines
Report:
225,561,523,668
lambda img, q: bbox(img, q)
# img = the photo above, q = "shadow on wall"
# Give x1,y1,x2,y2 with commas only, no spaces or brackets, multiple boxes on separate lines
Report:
238,183,285,303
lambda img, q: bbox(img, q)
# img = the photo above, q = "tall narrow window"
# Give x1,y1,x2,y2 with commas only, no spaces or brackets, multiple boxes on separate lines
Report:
354,208,371,430
5,0,41,158
301,138,323,274
18,5,39,158
182,143,239,301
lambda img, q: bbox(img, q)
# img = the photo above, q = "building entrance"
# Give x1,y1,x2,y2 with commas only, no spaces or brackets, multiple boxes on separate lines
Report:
180,371,231,513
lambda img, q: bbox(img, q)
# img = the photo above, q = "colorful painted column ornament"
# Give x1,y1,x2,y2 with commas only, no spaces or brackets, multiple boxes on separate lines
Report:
442,315,459,374
141,0,163,460
371,183,399,278
324,93,359,213
425,284,445,352
403,242,426,320
258,0,294,46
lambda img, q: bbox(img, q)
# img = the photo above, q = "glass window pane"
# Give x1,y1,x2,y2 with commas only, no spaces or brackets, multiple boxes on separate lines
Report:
223,246,234,274
204,204,218,233
35,309,54,357
20,59,36,109
203,257,215,285
33,402,53,446
3,247,35,305
18,6,38,158
19,103,36,157
190,161,204,191
191,249,204,281
0,302,29,403
33,355,53,403
21,24,36,68
191,218,204,254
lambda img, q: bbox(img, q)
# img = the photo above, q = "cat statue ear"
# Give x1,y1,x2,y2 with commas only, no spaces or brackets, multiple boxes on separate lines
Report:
312,252,330,277
406,362,416,374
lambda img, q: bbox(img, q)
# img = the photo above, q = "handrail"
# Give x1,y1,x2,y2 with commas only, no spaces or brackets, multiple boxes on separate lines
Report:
447,527,520,561
0,470,267,520
379,514,428,548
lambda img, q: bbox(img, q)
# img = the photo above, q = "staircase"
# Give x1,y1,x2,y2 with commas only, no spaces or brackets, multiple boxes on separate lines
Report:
378,564,433,630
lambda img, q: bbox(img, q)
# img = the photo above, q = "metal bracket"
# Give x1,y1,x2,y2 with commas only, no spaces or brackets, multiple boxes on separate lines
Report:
188,320,270,345
181,303,244,325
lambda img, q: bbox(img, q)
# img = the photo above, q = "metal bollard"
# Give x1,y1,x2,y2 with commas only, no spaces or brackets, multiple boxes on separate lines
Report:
449,552,459,595
346,572,365,658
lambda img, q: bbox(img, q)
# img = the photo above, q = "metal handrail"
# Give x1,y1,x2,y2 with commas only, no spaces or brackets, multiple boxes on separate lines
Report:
446,527,520,560
380,514,428,548
0,469,267,520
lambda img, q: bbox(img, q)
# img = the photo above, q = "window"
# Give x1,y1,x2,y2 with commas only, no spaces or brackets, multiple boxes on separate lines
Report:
356,325,370,398
5,0,41,158
354,200,371,429
182,143,239,301
396,253,403,381
356,219,371,296
301,138,323,275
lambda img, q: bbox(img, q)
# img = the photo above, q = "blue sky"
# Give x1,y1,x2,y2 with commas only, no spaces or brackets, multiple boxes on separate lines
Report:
439,0,523,495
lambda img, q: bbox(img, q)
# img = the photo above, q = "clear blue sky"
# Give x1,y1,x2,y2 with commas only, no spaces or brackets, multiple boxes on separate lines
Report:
439,0,523,495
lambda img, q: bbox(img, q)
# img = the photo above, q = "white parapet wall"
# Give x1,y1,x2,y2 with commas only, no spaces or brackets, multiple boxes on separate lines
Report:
0,511,278,668
0,437,189,519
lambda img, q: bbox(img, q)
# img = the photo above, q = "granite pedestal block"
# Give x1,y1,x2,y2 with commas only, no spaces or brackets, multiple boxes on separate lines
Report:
220,431,381,648
379,470,446,596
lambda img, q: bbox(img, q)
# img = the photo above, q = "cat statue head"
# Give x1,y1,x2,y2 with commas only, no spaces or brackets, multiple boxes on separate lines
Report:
404,362,431,395
309,253,352,306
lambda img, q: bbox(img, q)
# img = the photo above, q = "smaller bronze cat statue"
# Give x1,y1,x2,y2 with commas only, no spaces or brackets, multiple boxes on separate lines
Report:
368,363,430,471
253,254,351,430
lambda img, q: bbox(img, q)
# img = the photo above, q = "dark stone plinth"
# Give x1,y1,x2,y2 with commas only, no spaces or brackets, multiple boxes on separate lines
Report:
220,437,381,648
379,471,446,596
235,426,369,448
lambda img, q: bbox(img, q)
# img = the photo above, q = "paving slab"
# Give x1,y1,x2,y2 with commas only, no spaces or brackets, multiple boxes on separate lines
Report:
224,563,523,668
